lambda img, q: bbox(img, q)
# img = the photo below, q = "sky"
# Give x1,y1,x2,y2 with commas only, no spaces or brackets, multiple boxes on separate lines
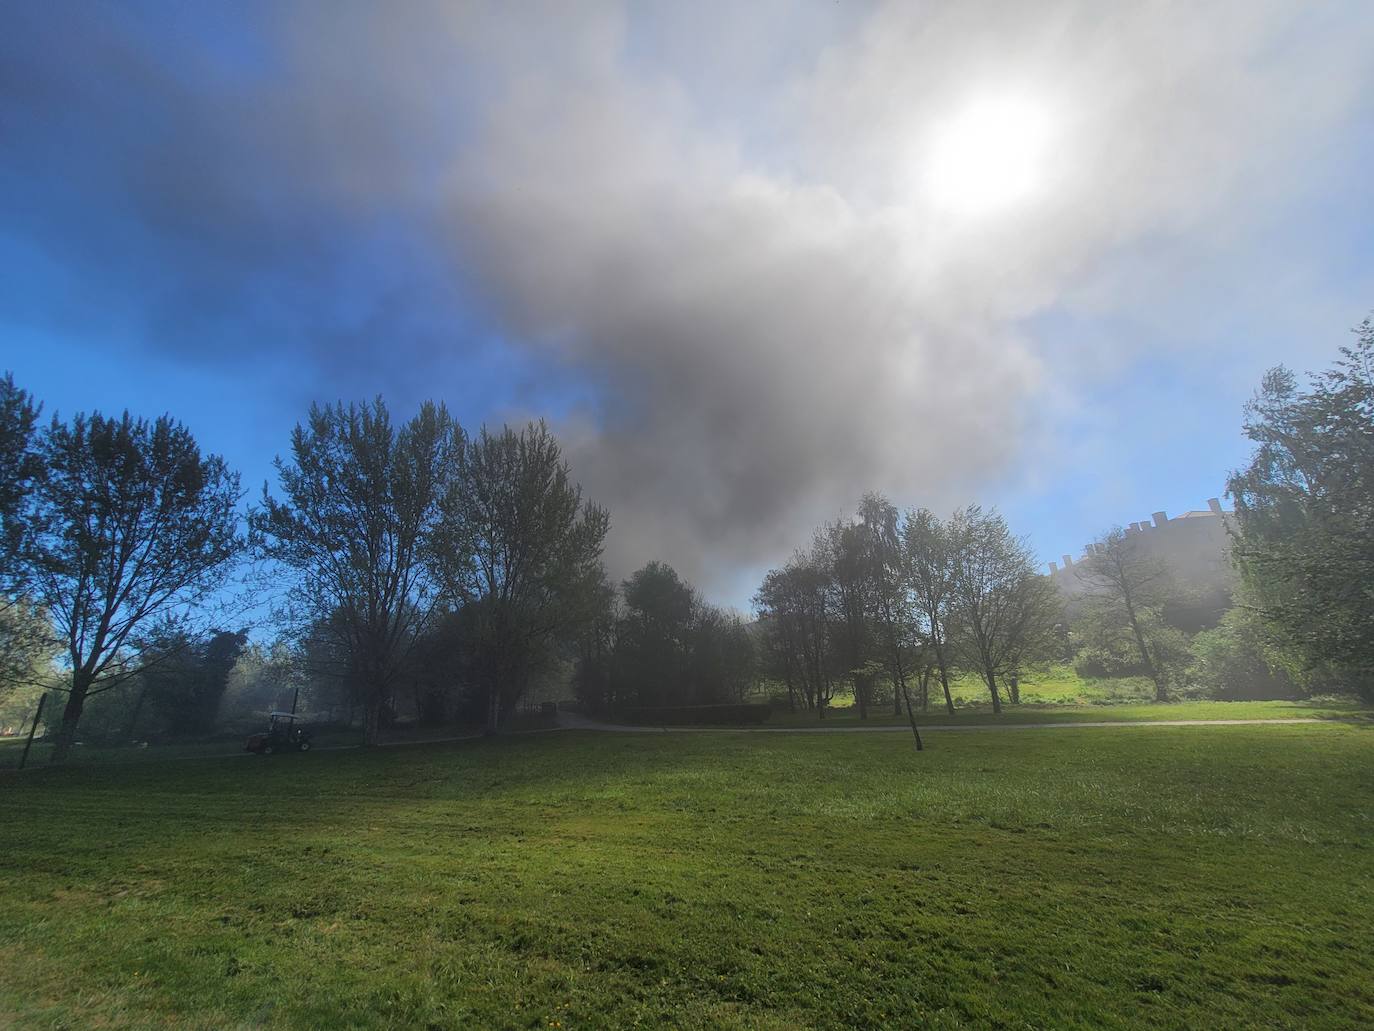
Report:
3,0,1373,610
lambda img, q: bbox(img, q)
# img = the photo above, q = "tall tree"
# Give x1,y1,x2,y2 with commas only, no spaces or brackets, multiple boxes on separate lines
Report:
754,549,837,717
1227,319,1374,700
857,493,917,717
0,374,45,704
254,399,461,744
26,411,242,760
947,506,1059,713
618,561,696,707
1076,528,1175,702
902,508,958,715
0,373,41,584
825,519,876,719
440,422,608,734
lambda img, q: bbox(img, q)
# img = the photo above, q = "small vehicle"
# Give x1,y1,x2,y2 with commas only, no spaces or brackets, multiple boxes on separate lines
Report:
244,711,313,755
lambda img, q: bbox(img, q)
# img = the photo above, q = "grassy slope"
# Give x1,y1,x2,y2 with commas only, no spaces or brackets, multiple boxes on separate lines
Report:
2,726,1372,1029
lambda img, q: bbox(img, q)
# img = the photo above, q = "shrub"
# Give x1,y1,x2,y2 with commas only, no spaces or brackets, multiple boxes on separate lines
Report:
1191,607,1304,700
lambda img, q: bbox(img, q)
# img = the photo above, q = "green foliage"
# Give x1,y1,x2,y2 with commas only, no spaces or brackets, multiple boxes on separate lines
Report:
1228,319,1374,700
441,422,609,731
2,727,1371,1027
1191,605,1306,701
588,561,758,712
253,399,462,742
25,410,243,760
0,372,41,583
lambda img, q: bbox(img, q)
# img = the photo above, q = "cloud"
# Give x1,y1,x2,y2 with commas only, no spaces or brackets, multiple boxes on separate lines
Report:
3,1,1372,597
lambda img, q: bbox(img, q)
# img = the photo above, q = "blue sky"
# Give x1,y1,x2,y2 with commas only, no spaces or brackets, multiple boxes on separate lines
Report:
3,1,1373,610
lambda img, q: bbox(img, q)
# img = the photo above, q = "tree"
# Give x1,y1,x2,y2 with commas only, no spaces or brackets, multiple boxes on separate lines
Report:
0,372,41,584
1191,602,1305,701
0,374,45,708
824,519,877,719
571,568,619,715
947,506,1060,713
254,399,461,744
618,561,696,706
1227,319,1374,701
902,508,959,715
1076,527,1176,701
857,493,918,718
754,549,838,717
439,422,608,734
25,411,242,761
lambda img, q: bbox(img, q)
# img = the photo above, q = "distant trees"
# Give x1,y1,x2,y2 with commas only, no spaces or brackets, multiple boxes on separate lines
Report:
946,506,1060,713
110,626,247,741
1076,527,1176,702
754,548,839,715
440,423,609,733
577,560,758,714
1227,320,1374,701
617,561,696,707
253,399,461,745
26,411,243,761
755,498,1059,720
901,508,958,715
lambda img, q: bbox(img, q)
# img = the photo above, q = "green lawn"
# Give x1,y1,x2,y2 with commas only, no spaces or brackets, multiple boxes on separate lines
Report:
2,725,1372,1028
799,666,1161,713
766,697,1371,727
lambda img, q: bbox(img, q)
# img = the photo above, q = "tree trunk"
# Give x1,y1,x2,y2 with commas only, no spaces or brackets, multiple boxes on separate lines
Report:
1008,675,1020,705
485,686,500,736
855,673,869,720
1124,600,1168,702
899,680,924,751
124,683,149,742
937,657,955,715
49,672,93,763
985,670,1002,714
362,698,382,746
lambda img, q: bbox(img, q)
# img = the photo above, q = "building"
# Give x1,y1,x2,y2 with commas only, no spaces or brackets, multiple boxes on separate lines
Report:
1048,499,1236,629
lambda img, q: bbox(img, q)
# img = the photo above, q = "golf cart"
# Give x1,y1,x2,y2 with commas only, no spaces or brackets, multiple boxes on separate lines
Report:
244,711,313,754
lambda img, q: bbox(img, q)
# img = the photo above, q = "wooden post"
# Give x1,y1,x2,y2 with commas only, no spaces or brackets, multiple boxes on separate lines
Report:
18,693,47,771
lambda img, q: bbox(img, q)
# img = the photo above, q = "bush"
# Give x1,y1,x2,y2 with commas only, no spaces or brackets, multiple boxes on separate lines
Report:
1073,645,1146,680
617,703,772,725
1191,607,1304,700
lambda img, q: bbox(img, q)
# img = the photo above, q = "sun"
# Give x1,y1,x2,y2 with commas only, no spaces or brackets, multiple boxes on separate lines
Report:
925,95,1054,215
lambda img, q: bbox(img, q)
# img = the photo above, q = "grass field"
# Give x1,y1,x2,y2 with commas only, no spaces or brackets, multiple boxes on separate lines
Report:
765,696,1370,727
3,724,1372,1028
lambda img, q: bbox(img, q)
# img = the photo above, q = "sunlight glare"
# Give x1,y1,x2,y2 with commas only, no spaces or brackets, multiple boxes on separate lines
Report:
926,95,1054,215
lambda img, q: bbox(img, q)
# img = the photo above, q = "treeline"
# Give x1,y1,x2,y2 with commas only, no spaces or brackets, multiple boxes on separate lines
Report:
755,497,1062,718
2,319,1370,756
572,561,758,715
0,391,612,757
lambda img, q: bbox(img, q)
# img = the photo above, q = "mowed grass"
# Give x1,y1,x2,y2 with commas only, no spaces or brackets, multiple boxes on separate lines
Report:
767,697,1371,727
2,726,1372,1029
